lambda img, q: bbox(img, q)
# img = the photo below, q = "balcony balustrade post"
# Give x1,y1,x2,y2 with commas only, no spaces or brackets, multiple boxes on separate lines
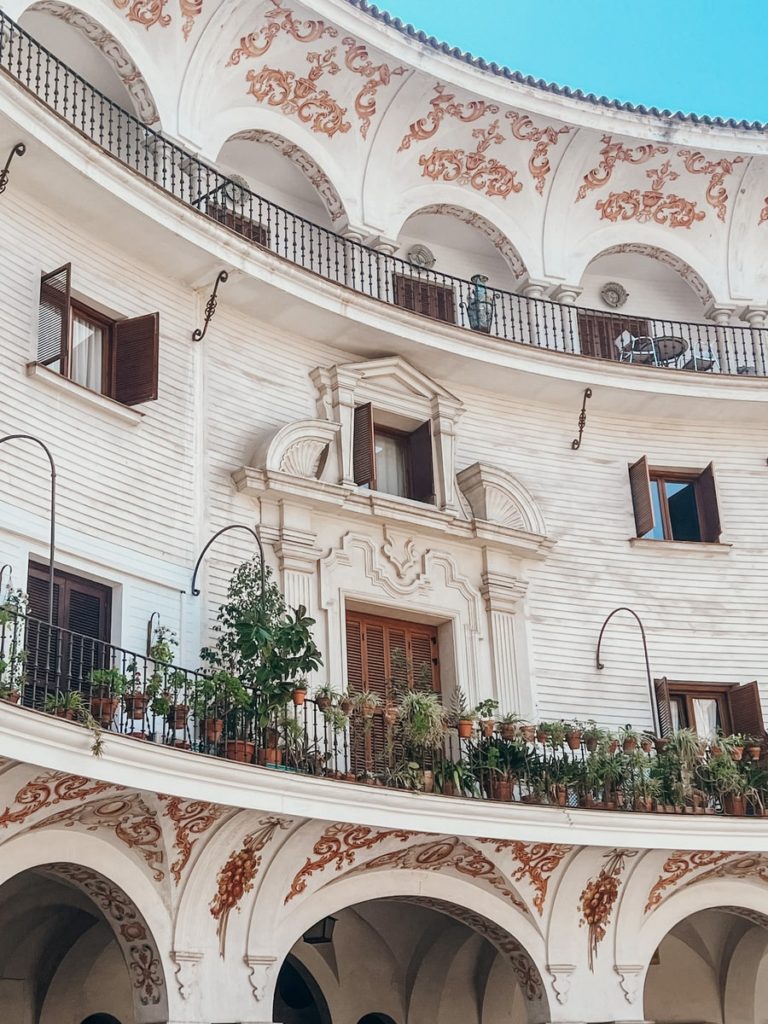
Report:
521,280,548,349
550,285,583,354
740,307,768,375
705,303,738,372
337,222,369,292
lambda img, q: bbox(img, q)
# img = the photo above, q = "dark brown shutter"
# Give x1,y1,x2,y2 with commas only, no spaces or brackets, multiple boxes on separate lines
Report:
113,313,159,406
408,421,435,503
409,628,438,691
729,681,765,739
345,617,364,689
577,311,651,361
655,677,673,736
207,203,270,247
38,264,71,368
696,462,721,543
629,456,654,537
393,273,455,325
353,403,376,487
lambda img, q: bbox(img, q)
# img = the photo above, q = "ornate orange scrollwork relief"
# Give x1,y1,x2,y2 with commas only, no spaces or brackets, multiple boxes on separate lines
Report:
399,82,499,151
227,1,337,64
506,112,571,195
760,198,768,226
644,850,733,912
0,769,118,830
677,149,744,222
577,135,670,201
478,838,572,914
580,848,638,970
419,120,521,199
112,0,171,30
342,38,407,139
210,816,291,957
245,49,351,138
596,160,705,229
158,795,228,885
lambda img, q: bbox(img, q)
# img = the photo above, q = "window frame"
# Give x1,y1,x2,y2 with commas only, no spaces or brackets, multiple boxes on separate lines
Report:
656,676,765,740
668,683,733,735
372,425,412,500
69,299,115,397
353,403,435,505
628,456,721,544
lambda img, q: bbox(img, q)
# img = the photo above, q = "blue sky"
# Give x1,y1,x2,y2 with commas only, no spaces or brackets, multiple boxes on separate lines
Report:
376,0,766,123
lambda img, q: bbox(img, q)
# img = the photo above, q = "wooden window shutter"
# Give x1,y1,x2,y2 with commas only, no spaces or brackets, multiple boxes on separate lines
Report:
113,313,160,406
654,677,673,736
393,273,455,325
28,564,60,624
409,628,438,691
728,681,766,739
345,618,364,690
353,403,376,487
628,456,654,537
408,421,435,503
697,462,721,543
38,263,71,367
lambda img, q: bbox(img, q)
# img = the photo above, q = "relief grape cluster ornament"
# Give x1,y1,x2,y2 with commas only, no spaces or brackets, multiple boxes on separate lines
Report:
580,848,637,970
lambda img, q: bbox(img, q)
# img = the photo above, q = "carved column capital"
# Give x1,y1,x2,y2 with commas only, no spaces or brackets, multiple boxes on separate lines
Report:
549,283,583,304
704,301,738,325
481,571,528,614
740,305,768,328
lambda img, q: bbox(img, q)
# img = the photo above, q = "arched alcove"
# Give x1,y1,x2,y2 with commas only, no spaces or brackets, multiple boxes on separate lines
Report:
0,862,168,1024
277,896,548,1024
18,2,161,125
273,955,332,1024
644,907,768,1024
395,204,526,288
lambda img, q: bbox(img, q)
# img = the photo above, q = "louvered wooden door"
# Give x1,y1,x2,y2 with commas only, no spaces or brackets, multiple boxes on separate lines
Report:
345,611,440,775
27,563,111,704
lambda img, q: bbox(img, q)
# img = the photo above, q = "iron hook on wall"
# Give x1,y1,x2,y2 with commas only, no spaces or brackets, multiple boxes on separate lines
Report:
0,142,26,196
0,435,56,625
570,387,593,450
190,524,265,599
192,269,228,342
146,611,161,657
595,606,660,736
0,564,12,598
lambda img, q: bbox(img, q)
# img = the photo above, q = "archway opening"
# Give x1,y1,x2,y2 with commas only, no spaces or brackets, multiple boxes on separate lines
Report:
277,897,547,1024
0,862,165,1024
18,3,160,124
644,906,768,1024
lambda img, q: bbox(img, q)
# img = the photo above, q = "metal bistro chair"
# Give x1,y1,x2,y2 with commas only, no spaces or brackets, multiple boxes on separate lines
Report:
682,349,719,373
614,330,658,365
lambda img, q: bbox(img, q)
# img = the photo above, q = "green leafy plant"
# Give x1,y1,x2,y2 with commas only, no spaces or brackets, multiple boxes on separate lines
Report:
88,667,128,697
398,689,446,753
474,698,499,721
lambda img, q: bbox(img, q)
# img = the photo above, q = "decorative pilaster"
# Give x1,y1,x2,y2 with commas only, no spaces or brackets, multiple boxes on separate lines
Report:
431,394,461,512
480,560,533,718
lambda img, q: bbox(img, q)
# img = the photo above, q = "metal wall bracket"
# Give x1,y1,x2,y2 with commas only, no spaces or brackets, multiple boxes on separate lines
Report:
192,269,228,342
570,387,592,450
0,142,26,196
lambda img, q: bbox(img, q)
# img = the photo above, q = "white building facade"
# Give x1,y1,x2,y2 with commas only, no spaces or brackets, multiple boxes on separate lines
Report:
0,1,768,1022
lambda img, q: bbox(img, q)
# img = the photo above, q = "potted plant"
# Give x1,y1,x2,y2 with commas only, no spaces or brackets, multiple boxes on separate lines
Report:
339,690,354,715
435,759,477,797
88,667,127,727
292,678,308,706
565,720,583,751
122,661,149,721
582,721,606,753
194,670,248,745
747,736,763,760
620,725,641,754
726,733,747,761
520,721,536,744
398,689,446,790
354,690,381,719
314,684,339,712
475,698,499,738
44,690,84,720
500,712,521,742
383,702,398,728
447,685,475,738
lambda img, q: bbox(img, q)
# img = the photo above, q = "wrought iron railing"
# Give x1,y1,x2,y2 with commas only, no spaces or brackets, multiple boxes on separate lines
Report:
2,611,767,816
0,12,765,376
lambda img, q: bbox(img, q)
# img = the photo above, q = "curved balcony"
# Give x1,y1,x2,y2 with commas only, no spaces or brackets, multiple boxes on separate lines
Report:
1,12,766,378
4,610,767,826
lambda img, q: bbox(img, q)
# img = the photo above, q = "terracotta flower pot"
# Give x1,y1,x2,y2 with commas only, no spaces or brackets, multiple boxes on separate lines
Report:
1,691,21,704
54,708,76,720
711,744,722,757
457,719,474,739
608,740,619,754
257,747,283,766
556,785,567,807
480,720,495,738
201,717,223,744
123,694,148,721
223,740,255,763
421,770,434,794
731,746,744,762
641,739,653,753
491,778,513,802
623,739,637,754
748,745,762,760
724,794,746,816
500,724,517,741
441,780,456,797
383,706,398,727
566,731,582,751
91,696,120,727
340,699,353,715
521,725,535,744
361,704,376,719
654,737,669,753
316,696,331,711
170,704,189,731
585,737,598,752
536,730,548,744
292,689,306,706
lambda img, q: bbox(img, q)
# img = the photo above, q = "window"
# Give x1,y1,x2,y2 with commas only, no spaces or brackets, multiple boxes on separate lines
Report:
656,677,765,739
393,272,456,325
577,311,651,361
206,202,270,247
353,403,435,503
25,561,112,702
37,264,160,406
346,610,440,772
629,457,721,543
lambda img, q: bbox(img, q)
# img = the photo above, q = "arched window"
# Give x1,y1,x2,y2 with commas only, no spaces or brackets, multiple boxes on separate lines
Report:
358,1015,398,1024
80,1015,123,1024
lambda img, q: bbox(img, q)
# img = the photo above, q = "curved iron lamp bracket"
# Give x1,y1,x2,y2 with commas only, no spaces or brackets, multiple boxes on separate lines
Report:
192,269,228,342
0,434,56,624
0,142,25,195
0,564,12,598
190,524,265,599
595,606,660,735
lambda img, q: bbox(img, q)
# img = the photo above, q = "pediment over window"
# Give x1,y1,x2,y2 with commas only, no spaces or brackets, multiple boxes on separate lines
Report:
457,463,547,536
251,418,341,479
